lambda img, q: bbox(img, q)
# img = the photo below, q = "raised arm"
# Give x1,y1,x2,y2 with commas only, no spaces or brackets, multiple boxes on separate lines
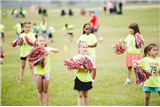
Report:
88,43,97,47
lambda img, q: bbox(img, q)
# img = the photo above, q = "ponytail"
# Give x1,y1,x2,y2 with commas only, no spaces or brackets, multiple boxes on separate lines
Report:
143,43,159,58
21,22,31,33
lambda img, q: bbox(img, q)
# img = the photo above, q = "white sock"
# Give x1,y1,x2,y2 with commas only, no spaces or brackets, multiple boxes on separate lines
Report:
126,79,130,82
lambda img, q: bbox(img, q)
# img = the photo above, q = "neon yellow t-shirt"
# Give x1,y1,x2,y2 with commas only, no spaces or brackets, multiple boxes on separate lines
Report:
34,47,56,75
16,23,22,33
14,9,18,14
62,25,74,33
40,22,47,31
73,55,92,82
19,32,36,57
137,57,160,87
0,58,3,65
77,33,97,57
47,26,55,34
0,24,5,32
32,25,39,35
124,34,144,54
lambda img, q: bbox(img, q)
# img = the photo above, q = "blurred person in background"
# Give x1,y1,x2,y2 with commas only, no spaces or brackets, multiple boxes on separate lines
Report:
80,8,86,15
40,18,47,34
118,1,123,14
62,24,74,42
88,8,103,42
103,2,107,15
38,4,42,18
61,9,66,16
30,5,36,15
47,23,55,43
68,9,73,16
0,21,5,42
107,1,113,14
42,7,47,17
14,19,22,38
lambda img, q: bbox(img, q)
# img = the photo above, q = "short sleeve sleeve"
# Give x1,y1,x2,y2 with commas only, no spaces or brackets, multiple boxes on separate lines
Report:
124,35,129,44
137,58,146,68
92,35,97,44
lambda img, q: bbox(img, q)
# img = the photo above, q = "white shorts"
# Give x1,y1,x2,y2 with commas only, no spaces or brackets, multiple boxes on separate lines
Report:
92,56,96,68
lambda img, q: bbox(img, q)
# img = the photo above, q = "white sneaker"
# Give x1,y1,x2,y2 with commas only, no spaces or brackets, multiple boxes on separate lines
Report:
99,36,103,42
92,79,96,82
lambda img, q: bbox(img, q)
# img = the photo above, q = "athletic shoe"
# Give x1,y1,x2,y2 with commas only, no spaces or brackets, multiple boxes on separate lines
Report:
99,36,103,42
92,79,96,82
124,81,130,84
32,79,36,82
18,79,22,82
139,82,143,86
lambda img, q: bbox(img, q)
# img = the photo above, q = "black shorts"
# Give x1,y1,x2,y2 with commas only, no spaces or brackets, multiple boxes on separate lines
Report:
91,27,98,33
74,77,93,91
68,33,73,35
20,57,27,60
49,33,52,38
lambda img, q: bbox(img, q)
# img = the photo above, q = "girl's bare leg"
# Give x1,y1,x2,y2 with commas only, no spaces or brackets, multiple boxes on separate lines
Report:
78,91,83,106
43,80,49,106
144,91,151,106
35,76,43,106
20,60,26,79
84,91,89,106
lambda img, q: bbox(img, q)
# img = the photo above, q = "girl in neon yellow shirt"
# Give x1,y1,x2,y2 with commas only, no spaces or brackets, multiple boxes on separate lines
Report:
133,43,160,106
72,41,93,106
18,22,36,82
0,21,5,42
26,35,59,106
120,22,144,85
77,23,97,82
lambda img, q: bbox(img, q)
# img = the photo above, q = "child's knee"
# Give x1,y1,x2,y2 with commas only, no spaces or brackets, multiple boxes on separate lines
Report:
37,88,43,93
84,93,88,98
145,96,150,100
43,89,48,93
21,64,25,68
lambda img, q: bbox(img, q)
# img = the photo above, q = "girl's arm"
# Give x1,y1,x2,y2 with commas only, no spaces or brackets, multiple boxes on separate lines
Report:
25,51,31,57
120,38,126,44
88,43,97,47
46,48,59,55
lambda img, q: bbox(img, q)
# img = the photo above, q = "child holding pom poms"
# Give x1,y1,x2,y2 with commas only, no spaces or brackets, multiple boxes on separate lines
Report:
26,34,59,106
120,22,144,85
64,41,93,106
132,43,160,106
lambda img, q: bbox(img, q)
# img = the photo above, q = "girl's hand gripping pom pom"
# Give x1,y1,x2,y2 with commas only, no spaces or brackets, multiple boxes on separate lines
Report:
133,64,152,85
27,46,46,68
10,37,23,47
135,33,144,49
113,42,126,55
25,36,34,46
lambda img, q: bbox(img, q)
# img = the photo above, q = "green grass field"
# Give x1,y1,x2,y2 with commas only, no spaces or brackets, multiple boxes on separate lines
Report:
1,3,160,106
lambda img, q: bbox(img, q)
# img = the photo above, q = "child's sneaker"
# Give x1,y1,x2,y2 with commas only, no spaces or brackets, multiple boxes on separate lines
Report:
92,79,96,82
124,81,130,84
18,79,22,82
139,82,143,86
32,79,36,82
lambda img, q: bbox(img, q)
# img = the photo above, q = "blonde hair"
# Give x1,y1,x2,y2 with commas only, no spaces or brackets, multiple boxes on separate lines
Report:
78,41,88,53
34,34,47,47
143,43,159,58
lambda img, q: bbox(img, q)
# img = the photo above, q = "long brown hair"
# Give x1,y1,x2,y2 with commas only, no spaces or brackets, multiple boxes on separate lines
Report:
128,22,141,35
143,43,159,58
